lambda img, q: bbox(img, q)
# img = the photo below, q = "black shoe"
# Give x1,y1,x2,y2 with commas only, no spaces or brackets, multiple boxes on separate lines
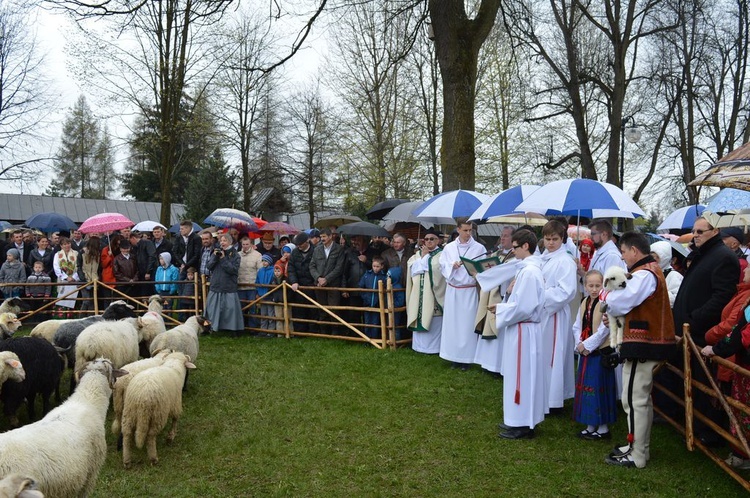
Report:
605,454,637,468
499,427,535,440
609,444,630,458
451,362,471,371
548,407,564,416
582,430,612,441
497,422,513,431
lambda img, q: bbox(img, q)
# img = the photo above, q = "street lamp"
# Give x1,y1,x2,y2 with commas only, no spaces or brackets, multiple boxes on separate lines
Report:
620,116,641,189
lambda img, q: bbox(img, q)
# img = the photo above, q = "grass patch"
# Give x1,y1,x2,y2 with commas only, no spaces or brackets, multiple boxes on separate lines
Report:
7,328,745,496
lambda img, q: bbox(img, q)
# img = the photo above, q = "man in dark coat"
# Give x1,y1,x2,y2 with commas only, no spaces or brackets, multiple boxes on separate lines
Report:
309,228,345,333
287,232,316,332
130,232,157,297
341,235,376,329
669,215,740,445
172,220,202,279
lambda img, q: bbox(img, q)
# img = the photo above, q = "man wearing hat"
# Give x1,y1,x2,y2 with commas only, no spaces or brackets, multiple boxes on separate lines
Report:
288,232,317,332
721,227,749,274
406,228,445,354
305,228,321,248
257,232,281,264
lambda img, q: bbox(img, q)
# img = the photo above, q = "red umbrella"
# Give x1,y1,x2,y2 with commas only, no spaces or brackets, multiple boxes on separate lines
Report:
79,213,134,234
259,221,300,235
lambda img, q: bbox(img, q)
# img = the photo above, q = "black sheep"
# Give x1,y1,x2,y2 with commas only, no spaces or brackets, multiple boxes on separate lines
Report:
0,336,64,428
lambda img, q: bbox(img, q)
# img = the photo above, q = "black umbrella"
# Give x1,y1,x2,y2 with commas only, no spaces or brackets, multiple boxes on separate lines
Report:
337,221,391,238
365,198,410,220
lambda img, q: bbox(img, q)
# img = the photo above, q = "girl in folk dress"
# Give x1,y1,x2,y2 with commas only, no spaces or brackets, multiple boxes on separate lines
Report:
572,270,617,440
53,237,80,319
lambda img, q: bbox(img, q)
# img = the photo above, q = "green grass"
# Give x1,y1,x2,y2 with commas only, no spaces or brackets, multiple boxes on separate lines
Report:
8,330,746,496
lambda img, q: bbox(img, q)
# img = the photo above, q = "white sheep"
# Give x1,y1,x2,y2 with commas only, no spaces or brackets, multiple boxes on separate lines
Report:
149,315,210,361
138,312,166,354
0,299,29,316
111,350,172,437
0,352,25,392
0,474,44,498
602,266,632,349
0,314,21,339
146,295,164,314
121,352,195,468
75,318,144,372
29,321,68,345
0,358,127,498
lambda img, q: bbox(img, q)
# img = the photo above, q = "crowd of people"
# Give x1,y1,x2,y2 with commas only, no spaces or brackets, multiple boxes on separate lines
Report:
2,213,749,471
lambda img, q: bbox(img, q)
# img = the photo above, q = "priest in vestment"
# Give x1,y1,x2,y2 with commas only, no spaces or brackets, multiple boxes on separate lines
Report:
406,229,446,354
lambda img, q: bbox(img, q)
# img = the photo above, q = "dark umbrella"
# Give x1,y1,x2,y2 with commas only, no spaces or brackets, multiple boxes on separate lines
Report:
337,221,391,238
25,212,78,232
168,221,202,234
365,198,410,220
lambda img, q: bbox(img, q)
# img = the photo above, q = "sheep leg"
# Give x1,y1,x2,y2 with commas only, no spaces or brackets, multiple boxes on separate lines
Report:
167,416,179,444
122,433,133,469
147,435,159,465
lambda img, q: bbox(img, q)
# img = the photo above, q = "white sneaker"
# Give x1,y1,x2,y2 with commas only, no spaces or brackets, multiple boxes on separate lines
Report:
725,454,750,470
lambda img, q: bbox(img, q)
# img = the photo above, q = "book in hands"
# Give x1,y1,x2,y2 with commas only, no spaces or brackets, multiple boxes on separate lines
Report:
460,255,501,277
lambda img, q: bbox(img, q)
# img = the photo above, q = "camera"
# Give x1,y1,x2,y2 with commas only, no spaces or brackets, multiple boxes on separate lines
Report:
214,249,223,256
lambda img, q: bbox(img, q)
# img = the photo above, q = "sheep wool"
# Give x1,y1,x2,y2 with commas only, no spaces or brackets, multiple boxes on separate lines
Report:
148,316,210,362
0,359,127,498
147,295,164,314
29,320,70,344
75,317,143,372
0,351,25,392
121,352,196,468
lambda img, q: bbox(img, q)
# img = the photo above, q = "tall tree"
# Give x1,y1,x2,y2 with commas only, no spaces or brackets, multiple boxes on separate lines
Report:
184,146,239,222
50,95,110,198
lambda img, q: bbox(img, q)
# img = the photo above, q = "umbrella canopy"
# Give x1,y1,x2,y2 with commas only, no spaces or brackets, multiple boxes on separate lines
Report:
79,212,134,234
657,204,706,230
1,224,25,234
705,188,750,212
259,221,300,235
337,221,391,238
486,212,548,226
0,221,10,231
515,179,646,219
204,208,258,231
365,199,410,220
413,189,490,220
24,212,78,233
313,214,362,228
690,140,750,191
383,201,454,225
468,185,541,221
702,210,750,228
168,221,202,234
132,220,168,233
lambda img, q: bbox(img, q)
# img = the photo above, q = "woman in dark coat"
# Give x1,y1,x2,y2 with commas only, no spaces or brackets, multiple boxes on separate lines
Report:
205,232,244,335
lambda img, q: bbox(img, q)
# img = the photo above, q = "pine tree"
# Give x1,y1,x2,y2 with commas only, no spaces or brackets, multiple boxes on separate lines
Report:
183,147,239,222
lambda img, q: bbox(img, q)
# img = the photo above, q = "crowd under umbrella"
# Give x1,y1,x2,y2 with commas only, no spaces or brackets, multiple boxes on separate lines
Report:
78,212,134,234
467,185,541,222
132,220,168,233
168,221,202,234
204,208,259,231
365,198,410,220
413,189,490,221
313,214,362,229
24,212,78,233
656,204,706,231
337,221,390,238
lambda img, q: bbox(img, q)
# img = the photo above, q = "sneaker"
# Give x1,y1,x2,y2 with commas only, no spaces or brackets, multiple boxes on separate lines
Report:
725,454,750,470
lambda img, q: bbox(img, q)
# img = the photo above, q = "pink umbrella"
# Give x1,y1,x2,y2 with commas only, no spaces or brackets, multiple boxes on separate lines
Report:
79,212,134,234
259,221,300,235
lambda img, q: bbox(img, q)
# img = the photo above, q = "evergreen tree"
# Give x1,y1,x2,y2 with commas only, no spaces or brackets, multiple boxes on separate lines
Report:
183,147,240,223
50,95,112,198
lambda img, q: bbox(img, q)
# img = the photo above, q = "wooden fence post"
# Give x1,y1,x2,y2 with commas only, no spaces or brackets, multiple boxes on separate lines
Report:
93,280,99,315
684,323,694,451
386,277,396,350
283,282,291,338
378,280,387,347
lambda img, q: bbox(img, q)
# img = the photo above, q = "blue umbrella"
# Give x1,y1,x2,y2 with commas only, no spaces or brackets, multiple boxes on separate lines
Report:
413,189,490,220
656,205,705,230
204,208,258,231
468,185,541,221
24,212,77,232
168,221,202,234
515,179,646,219
705,188,750,212
0,221,11,231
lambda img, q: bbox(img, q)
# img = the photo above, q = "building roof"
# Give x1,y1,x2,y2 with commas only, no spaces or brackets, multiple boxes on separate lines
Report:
0,193,186,225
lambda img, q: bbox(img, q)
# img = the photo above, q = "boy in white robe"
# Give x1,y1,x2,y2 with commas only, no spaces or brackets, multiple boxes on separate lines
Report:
439,219,486,368
540,220,578,413
481,229,546,439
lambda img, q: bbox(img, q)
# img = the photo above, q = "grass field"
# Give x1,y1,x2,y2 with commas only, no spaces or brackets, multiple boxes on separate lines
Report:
8,330,746,497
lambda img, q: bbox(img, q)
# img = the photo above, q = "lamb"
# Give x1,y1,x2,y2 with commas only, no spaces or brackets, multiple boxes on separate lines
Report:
601,266,632,349
0,298,29,316
121,352,195,468
137,311,167,358
75,318,144,373
111,349,172,438
0,336,64,428
0,352,25,393
149,315,211,362
0,358,127,498
0,474,44,498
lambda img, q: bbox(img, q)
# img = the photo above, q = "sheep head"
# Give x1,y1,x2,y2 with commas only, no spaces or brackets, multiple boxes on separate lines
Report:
0,474,44,498
2,297,30,312
75,358,129,390
0,312,21,338
1,352,25,383
603,266,632,291
102,302,138,320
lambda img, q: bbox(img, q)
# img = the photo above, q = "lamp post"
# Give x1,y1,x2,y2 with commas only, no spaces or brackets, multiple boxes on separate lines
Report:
619,115,642,189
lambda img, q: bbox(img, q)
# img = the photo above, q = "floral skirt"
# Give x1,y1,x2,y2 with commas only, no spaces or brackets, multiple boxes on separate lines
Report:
573,353,618,426
730,373,750,457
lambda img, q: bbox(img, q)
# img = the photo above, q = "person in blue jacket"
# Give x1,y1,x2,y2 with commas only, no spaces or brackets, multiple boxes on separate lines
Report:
359,256,387,339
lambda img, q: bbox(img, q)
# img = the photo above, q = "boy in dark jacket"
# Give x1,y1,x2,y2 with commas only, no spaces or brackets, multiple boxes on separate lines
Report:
358,256,387,339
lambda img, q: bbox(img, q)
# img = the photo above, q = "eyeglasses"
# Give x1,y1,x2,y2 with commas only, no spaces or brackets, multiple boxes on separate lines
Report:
590,231,600,236
511,245,520,250
692,228,714,235
424,237,438,241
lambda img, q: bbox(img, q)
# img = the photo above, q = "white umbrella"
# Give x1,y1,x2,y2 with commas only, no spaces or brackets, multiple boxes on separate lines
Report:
515,179,646,219
132,220,168,232
657,205,706,230
382,201,454,225
413,189,490,220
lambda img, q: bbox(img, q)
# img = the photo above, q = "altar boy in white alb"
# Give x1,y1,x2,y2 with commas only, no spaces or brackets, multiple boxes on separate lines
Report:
540,220,578,413
439,219,486,368
478,229,547,439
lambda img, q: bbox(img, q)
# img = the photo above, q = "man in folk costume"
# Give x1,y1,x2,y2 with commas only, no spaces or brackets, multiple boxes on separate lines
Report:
406,228,446,354
540,220,578,414
478,229,546,439
588,218,627,397
473,226,516,374
599,232,675,468
438,219,486,369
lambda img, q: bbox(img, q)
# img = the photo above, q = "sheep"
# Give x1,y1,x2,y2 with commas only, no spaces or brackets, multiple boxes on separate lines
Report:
0,474,44,498
111,349,172,438
149,315,211,362
29,321,68,345
137,312,166,358
0,352,25,393
0,358,127,498
0,298,29,316
0,314,21,339
74,317,145,376
147,294,165,314
121,352,195,468
601,266,632,349
0,337,64,428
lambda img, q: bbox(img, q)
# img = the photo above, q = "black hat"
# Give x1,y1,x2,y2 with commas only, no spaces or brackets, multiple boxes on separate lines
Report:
423,227,442,237
293,232,309,246
720,227,745,243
